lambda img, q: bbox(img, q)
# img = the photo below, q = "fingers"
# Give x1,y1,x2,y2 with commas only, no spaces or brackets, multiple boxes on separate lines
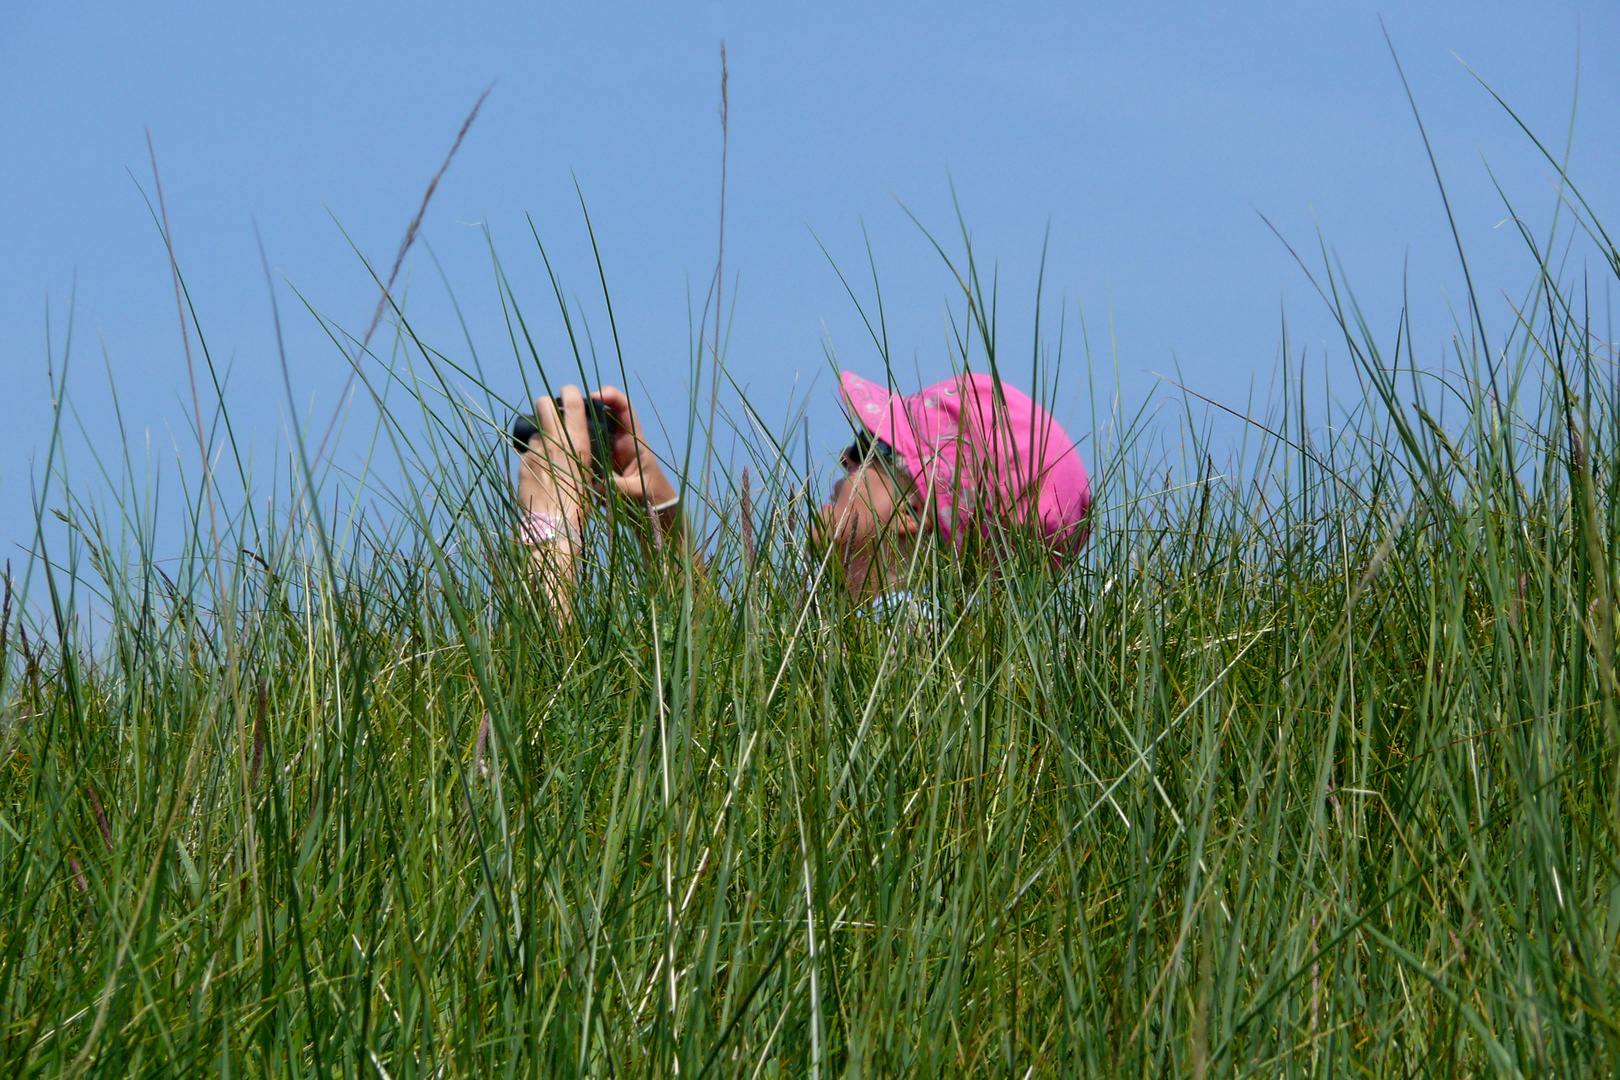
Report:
611,463,680,512
532,394,560,450
592,385,635,429
525,391,587,518
535,387,590,462
528,385,678,515
610,473,644,499
593,386,655,475
557,385,590,458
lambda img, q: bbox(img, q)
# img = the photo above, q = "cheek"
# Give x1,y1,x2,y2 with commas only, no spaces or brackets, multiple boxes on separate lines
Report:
825,489,867,546
851,498,886,547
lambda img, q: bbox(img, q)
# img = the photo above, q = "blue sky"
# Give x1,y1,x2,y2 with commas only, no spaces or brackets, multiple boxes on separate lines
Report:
2,2,1615,560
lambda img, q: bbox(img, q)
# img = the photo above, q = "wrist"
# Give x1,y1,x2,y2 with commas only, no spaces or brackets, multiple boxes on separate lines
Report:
526,482,584,524
653,498,682,538
642,469,679,510
521,484,585,538
520,508,583,552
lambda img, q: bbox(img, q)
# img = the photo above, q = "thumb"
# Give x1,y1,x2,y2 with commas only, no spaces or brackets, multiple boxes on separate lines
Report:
611,473,646,499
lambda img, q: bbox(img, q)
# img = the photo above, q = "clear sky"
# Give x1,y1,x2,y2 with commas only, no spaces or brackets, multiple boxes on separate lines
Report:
2,2,1615,562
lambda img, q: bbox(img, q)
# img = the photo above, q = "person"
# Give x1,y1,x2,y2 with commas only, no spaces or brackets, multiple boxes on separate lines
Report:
515,372,1091,616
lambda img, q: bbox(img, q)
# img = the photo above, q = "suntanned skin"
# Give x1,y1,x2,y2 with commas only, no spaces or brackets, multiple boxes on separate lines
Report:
518,383,927,615
516,387,590,620
516,384,688,620
817,446,928,602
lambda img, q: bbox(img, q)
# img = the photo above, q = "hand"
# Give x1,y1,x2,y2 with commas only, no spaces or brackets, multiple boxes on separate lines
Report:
592,386,679,511
517,386,591,531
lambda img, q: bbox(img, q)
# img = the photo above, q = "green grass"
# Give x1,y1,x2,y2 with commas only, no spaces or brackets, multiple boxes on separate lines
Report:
4,116,1620,1077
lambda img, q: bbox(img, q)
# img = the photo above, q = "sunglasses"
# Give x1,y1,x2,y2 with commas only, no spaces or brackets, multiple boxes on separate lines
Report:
842,429,897,470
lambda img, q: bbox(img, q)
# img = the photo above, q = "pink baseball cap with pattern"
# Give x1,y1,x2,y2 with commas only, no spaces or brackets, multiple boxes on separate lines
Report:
839,370,1092,554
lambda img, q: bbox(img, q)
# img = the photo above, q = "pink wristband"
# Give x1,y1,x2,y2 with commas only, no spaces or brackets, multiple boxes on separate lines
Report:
520,510,578,547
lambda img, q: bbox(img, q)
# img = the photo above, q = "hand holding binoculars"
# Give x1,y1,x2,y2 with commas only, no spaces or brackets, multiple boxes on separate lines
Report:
510,396,619,473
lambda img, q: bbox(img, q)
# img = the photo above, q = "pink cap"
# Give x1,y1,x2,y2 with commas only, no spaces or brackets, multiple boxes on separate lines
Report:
839,370,1092,555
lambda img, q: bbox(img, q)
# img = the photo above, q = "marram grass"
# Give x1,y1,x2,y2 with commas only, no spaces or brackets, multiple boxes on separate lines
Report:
4,192,1620,1078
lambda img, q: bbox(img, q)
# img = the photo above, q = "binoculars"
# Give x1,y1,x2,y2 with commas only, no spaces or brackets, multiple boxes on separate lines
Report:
511,396,618,473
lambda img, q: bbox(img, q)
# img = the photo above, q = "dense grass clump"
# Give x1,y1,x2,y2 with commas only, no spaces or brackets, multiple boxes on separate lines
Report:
4,151,1620,1076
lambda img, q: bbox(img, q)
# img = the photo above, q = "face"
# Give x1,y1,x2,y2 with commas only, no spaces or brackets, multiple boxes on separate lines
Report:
817,448,919,598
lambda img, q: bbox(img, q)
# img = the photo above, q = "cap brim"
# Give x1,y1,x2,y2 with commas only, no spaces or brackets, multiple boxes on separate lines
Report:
838,371,898,446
